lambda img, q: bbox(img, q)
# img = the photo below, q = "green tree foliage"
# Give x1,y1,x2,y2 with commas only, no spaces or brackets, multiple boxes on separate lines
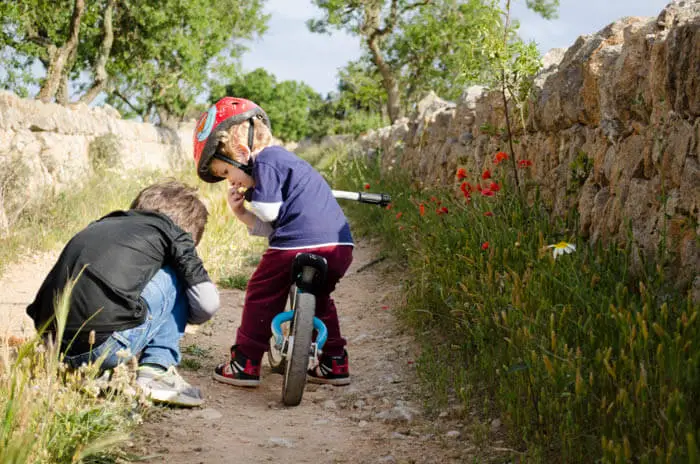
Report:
390,0,503,102
0,0,268,124
308,0,501,122
525,0,559,19
336,57,385,115
105,0,268,125
209,64,387,142
213,68,322,142
0,0,105,102
308,58,388,138
309,0,559,122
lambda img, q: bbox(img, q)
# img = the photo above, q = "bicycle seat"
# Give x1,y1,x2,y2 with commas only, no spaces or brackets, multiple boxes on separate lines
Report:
291,253,328,295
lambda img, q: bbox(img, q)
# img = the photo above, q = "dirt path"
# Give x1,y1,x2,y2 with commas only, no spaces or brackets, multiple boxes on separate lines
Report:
0,251,58,342
132,242,484,463
0,243,505,463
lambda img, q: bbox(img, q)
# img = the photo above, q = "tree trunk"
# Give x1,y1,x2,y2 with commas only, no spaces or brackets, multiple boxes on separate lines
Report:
79,0,116,105
56,46,78,105
367,35,401,123
362,0,402,123
56,74,70,104
37,0,85,103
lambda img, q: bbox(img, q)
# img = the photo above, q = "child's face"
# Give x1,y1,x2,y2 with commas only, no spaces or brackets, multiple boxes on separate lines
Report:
210,158,255,190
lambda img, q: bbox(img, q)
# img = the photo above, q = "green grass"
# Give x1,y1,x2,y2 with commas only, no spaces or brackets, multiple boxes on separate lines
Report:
180,344,213,371
218,273,249,290
326,145,700,463
0,164,265,286
296,142,352,173
0,169,161,276
1,277,140,464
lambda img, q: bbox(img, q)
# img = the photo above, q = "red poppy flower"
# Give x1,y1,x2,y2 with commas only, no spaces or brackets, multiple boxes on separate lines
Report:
494,152,508,164
518,159,533,168
459,181,472,193
481,188,495,197
419,203,425,216
482,169,491,180
489,182,500,192
481,242,489,250
386,203,393,210
456,168,467,180
484,211,493,217
436,206,449,215
396,212,403,219
364,183,370,190
381,305,389,310
430,196,438,203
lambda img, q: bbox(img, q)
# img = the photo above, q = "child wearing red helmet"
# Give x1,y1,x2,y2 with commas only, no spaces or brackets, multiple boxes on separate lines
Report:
193,96,353,387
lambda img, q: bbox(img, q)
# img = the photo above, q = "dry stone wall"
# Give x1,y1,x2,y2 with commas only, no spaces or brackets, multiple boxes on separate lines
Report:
0,91,194,232
360,0,699,296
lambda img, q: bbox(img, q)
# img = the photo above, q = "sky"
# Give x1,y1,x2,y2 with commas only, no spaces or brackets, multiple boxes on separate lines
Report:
240,0,673,95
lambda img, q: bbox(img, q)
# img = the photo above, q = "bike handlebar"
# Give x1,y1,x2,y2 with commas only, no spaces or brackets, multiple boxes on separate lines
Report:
331,190,391,207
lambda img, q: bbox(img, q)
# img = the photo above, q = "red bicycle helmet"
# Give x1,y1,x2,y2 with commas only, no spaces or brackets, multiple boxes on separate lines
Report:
193,97,270,183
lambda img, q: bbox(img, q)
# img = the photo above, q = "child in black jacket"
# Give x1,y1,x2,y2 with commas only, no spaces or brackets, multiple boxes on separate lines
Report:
27,180,220,407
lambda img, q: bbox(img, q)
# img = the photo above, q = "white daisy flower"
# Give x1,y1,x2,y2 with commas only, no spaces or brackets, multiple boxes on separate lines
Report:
547,241,576,259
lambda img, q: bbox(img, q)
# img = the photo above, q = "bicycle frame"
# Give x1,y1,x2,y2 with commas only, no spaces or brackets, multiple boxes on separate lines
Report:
270,296,328,357
268,189,391,405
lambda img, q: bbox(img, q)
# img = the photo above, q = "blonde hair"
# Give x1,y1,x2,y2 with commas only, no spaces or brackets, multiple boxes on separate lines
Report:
130,179,209,245
216,117,273,160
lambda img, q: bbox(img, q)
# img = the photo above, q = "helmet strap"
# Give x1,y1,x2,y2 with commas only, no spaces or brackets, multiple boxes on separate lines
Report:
213,151,253,176
247,117,255,152
212,117,256,177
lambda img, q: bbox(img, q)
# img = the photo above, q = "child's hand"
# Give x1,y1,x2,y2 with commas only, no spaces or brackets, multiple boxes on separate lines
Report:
227,187,247,216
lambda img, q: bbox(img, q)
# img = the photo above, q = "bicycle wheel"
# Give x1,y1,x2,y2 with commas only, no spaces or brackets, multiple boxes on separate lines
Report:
268,286,297,374
281,292,315,406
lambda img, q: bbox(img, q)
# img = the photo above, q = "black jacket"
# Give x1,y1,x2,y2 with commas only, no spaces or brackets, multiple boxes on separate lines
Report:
27,210,211,340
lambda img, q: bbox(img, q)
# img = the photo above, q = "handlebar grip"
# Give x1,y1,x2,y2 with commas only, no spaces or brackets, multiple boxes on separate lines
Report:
358,192,392,207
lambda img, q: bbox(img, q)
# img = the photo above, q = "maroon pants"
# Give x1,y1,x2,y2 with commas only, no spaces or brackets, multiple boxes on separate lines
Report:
235,245,353,362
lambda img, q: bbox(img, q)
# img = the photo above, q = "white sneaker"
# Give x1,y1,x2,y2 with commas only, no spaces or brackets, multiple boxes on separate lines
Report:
136,365,204,407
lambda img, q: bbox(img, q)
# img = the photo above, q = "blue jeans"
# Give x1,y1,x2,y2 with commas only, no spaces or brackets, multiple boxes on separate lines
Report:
63,266,188,370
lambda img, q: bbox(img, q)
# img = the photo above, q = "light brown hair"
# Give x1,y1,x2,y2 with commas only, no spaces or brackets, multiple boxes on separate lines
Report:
130,179,209,245
217,116,273,160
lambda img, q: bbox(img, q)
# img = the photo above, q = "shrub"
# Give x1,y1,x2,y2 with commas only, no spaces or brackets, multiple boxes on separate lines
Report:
88,134,121,173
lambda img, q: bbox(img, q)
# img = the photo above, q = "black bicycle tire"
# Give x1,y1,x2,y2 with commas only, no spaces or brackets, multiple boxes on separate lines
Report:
281,292,315,406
